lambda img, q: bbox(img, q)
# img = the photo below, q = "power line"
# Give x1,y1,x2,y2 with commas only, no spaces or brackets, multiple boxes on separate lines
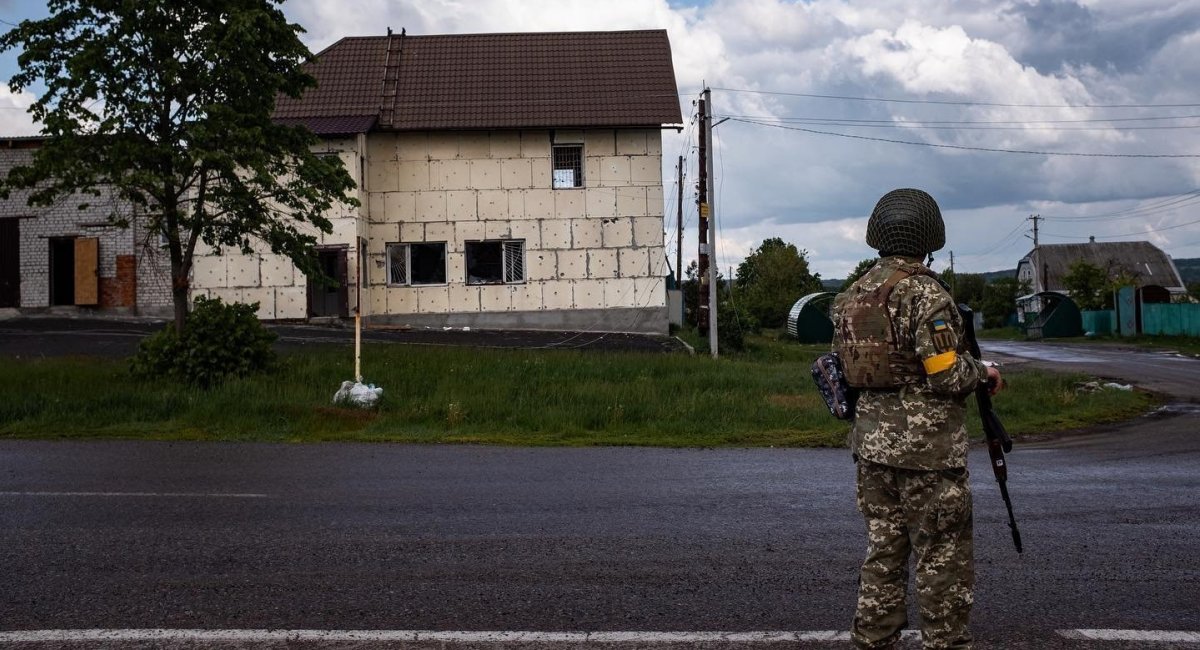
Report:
727,117,1200,158
1040,191,1200,222
1041,216,1200,240
715,112,1200,125
711,86,1200,109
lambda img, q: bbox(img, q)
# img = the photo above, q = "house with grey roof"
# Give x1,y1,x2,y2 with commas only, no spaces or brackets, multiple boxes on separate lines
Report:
186,29,683,334
1015,239,1186,315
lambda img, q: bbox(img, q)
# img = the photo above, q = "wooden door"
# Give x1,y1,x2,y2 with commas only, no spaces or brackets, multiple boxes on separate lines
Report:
73,237,99,306
0,219,18,308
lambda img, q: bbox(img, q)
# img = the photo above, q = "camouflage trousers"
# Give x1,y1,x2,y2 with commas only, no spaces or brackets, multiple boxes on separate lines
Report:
852,460,974,650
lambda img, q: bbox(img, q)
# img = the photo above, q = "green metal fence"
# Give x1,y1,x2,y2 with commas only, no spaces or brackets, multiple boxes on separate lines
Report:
1142,303,1200,337
1081,310,1115,335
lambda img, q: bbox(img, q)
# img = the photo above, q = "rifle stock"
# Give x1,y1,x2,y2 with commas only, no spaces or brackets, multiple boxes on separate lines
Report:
958,304,1023,554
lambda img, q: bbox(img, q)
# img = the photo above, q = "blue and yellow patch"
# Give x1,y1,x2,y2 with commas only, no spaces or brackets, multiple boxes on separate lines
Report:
932,319,949,332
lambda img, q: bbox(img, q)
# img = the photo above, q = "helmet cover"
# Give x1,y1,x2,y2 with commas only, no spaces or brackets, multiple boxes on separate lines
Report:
865,188,946,257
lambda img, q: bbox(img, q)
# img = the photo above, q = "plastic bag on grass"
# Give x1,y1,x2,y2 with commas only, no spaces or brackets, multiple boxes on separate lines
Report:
333,380,383,409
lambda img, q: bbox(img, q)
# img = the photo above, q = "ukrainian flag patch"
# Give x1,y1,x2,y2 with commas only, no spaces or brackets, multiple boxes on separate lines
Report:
932,319,949,332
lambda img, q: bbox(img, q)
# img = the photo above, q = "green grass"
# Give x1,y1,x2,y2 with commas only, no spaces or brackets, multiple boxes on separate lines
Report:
0,334,1157,446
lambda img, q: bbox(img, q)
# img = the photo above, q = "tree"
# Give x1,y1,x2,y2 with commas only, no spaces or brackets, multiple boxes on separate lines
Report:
950,272,987,309
839,258,878,291
0,0,358,333
1062,260,1110,310
1189,282,1200,303
734,238,823,328
979,277,1028,329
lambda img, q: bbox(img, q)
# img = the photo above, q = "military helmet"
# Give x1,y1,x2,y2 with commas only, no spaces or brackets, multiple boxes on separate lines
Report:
865,188,945,257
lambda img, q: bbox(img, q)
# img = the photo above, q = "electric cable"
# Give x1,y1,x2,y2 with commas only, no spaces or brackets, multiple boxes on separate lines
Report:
711,86,1200,109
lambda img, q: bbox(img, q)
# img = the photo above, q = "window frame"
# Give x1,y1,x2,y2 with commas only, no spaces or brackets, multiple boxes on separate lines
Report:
551,143,584,189
464,239,526,286
386,241,448,287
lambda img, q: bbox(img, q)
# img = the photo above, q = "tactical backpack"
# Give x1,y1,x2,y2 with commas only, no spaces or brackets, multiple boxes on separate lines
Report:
834,263,934,389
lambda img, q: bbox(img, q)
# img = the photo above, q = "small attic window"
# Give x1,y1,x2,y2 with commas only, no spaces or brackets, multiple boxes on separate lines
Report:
552,144,583,189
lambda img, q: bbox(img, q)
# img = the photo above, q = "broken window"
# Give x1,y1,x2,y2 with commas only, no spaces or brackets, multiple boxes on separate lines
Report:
465,240,525,285
386,242,446,286
552,144,583,189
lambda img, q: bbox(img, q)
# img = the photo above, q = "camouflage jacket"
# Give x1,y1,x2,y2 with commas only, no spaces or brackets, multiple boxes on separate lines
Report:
831,256,988,470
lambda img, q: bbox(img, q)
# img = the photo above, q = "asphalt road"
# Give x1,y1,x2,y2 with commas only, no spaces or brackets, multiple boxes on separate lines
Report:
0,340,1197,648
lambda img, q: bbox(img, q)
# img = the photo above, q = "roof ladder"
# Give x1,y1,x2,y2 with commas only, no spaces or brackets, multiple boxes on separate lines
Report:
379,31,404,128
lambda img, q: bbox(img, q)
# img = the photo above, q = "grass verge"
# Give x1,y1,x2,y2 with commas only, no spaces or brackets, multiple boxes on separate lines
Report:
0,334,1156,446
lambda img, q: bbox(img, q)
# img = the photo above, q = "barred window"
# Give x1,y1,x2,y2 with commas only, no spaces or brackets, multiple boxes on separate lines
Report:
552,144,583,189
465,240,525,285
386,242,446,286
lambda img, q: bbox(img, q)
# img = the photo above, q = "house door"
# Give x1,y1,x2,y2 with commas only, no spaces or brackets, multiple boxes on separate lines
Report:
0,219,18,308
307,248,348,318
49,238,76,306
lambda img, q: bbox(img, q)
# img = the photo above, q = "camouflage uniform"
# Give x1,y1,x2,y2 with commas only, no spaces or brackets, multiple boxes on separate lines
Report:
831,255,988,650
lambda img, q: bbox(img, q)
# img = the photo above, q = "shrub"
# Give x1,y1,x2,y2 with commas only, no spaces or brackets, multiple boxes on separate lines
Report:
131,296,277,388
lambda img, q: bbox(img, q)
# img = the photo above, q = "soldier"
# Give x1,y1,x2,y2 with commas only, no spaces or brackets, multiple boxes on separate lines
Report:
831,188,1003,650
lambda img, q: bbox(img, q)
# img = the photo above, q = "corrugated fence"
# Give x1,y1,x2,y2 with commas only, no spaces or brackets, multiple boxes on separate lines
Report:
1142,303,1200,337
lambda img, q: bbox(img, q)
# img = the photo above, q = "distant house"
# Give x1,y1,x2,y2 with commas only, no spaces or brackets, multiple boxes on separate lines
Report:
1015,239,1186,313
193,29,684,334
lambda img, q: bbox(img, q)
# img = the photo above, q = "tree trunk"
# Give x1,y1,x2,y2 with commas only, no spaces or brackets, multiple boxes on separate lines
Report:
170,260,190,335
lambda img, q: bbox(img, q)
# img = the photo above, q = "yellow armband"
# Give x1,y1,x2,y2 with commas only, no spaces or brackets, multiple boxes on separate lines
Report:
923,350,957,375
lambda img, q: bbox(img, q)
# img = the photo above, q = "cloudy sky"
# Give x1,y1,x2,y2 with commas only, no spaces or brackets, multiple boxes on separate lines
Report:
2,0,1199,278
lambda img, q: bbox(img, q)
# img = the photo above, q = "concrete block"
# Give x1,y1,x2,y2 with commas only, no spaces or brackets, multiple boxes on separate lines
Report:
459,132,491,159
485,220,512,240
400,221,424,242
477,189,510,221
456,221,485,242
447,251,465,282
647,131,662,155
367,132,398,162
275,285,307,319
369,222,399,246
370,286,386,315
619,247,650,278
425,222,453,244
526,250,556,281
438,159,471,191
383,191,416,222
414,191,447,222
522,131,551,158
599,156,631,186
573,279,604,309
191,255,226,289
491,132,522,158
556,249,588,280
530,158,552,189
330,218,358,245
261,255,295,287
387,286,417,314
555,130,584,143
525,189,554,220
367,192,385,220
586,188,617,218
427,134,458,160
540,219,571,249
571,219,602,248
417,286,449,314
398,160,431,192
645,246,669,277
584,130,615,156
479,285,511,312
602,217,633,248
541,280,573,309
647,186,665,217
446,190,477,221
225,254,260,288
555,190,585,220
617,186,648,217
508,190,527,220
588,248,619,279
368,160,399,193
634,276,666,308
448,283,481,313
633,216,664,248
584,157,601,188
508,221,541,249
395,132,429,161
616,130,647,155
604,277,638,308
368,253,387,287
470,159,502,190
501,159,532,189
631,155,661,185
509,283,541,311
243,287,275,319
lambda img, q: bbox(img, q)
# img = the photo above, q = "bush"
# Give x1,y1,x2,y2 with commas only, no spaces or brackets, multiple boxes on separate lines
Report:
131,296,277,388
717,299,759,352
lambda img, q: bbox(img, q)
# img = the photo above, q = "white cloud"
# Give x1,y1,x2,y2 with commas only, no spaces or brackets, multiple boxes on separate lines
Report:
0,85,39,136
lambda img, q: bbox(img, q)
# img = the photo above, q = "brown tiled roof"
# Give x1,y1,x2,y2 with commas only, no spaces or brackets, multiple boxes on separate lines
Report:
275,115,378,136
274,30,683,131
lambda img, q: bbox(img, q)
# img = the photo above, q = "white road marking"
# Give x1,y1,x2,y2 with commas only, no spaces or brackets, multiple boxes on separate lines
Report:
0,491,268,498
1059,629,1200,642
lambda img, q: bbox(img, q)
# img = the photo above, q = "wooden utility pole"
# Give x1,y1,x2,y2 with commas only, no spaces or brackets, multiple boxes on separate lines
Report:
676,155,683,285
1027,214,1041,247
698,87,719,358
697,93,711,337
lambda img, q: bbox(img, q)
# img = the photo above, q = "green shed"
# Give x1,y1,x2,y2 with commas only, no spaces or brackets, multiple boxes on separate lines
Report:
787,292,836,343
1026,292,1083,339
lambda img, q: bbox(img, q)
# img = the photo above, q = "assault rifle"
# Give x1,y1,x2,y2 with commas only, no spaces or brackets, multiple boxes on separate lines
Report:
958,304,1024,554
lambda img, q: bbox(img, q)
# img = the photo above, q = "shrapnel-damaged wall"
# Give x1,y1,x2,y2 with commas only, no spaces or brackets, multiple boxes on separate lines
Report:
0,144,172,314
363,128,668,334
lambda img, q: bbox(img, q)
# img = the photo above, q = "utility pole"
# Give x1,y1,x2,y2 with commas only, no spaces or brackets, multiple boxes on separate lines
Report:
697,92,711,339
703,87,719,358
1027,214,1041,247
948,250,956,297
676,155,683,286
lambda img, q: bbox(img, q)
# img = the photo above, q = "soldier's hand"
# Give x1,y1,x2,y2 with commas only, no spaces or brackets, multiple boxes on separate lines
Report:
986,366,1004,396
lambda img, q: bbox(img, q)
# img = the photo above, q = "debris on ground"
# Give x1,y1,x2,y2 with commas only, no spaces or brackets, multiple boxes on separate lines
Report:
1075,380,1134,393
333,380,383,409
